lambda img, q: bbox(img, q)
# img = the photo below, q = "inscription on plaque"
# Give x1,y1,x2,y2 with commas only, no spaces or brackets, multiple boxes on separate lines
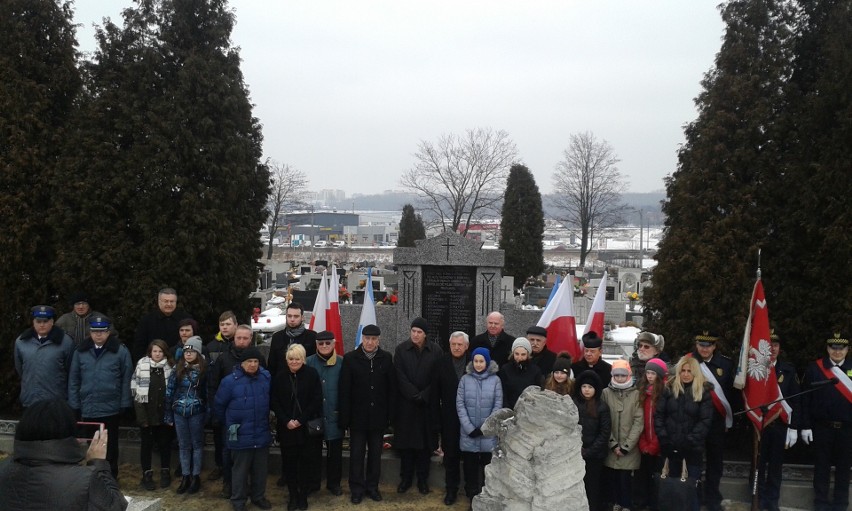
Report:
421,265,476,351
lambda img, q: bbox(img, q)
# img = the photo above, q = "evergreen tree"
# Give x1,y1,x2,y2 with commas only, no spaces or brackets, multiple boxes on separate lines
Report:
398,204,426,247
54,0,269,337
765,0,852,363
500,164,544,287
0,0,80,406
646,0,794,356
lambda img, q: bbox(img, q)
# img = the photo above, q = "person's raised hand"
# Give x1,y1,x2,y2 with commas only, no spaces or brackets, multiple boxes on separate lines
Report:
85,428,108,462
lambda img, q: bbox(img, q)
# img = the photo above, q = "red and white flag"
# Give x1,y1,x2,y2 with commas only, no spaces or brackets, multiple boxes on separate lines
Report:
736,278,789,431
308,271,329,333
583,276,608,340
537,278,581,360
327,265,344,355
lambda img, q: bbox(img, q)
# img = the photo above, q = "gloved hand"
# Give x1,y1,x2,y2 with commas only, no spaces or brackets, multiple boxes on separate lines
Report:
801,429,813,444
785,428,798,448
469,428,483,438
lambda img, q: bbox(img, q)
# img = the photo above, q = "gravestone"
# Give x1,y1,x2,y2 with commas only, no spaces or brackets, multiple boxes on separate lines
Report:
393,232,504,350
500,276,515,305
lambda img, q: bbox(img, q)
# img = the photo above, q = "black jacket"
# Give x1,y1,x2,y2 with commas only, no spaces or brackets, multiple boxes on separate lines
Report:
655,382,714,460
132,309,191,362
393,339,443,450
470,330,515,367
573,396,612,460
498,361,544,409
0,437,127,511
338,346,396,432
571,359,613,388
268,327,317,378
531,348,557,375
433,353,468,455
270,364,323,447
802,355,852,426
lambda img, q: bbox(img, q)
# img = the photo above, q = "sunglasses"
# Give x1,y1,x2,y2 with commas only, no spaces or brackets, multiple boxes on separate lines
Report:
317,340,334,346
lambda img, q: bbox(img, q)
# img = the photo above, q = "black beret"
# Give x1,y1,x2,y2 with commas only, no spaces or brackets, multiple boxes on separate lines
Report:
410,317,429,334
362,324,381,336
526,325,547,337
316,330,335,341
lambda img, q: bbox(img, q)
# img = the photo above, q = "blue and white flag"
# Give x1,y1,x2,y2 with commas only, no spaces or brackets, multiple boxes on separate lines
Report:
355,269,377,347
545,274,561,307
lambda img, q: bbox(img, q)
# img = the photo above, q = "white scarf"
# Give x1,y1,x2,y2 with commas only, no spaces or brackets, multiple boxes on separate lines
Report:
132,357,173,403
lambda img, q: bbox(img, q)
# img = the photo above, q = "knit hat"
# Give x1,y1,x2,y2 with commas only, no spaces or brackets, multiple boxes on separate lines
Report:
645,358,667,379
611,359,632,377
362,324,381,336
184,336,203,354
69,291,89,306
552,353,572,375
241,346,264,362
575,370,603,396
581,331,603,349
410,317,429,334
511,337,532,355
471,347,491,368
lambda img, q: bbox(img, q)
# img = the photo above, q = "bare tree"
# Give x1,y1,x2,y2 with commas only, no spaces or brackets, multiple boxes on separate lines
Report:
401,128,518,236
265,160,308,259
552,132,628,267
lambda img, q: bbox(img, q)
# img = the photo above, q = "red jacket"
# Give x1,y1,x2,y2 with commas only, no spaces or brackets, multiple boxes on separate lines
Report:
639,388,660,455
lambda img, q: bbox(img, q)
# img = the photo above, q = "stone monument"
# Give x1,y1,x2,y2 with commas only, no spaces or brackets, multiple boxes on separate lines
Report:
393,232,504,349
475,387,588,511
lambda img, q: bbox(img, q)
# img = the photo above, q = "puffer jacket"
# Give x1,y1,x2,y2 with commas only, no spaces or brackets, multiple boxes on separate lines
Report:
306,351,343,440
0,436,127,511
601,384,644,470
456,361,503,453
573,395,612,460
654,381,714,460
68,335,132,418
14,326,75,407
214,365,272,450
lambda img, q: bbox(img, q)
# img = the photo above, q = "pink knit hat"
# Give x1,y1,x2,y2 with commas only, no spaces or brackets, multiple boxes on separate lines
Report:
645,358,668,379
611,359,632,376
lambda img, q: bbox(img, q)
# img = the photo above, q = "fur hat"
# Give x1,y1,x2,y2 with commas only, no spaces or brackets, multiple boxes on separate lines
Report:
611,358,632,377
511,337,532,355
410,317,429,334
636,331,665,352
575,370,603,396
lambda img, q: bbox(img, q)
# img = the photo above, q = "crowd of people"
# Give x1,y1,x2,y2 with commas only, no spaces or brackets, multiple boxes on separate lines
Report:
4,288,851,511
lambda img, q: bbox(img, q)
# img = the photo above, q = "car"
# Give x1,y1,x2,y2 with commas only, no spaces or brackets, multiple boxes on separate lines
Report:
314,240,328,248
332,240,346,248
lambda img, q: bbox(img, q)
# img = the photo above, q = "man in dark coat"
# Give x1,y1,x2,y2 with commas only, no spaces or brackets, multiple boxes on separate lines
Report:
393,317,444,495
757,330,801,511
690,331,735,511
433,331,470,505
14,305,75,408
527,326,556,375
571,331,612,387
338,324,396,504
268,302,317,377
133,287,191,363
800,332,852,511
469,311,514,366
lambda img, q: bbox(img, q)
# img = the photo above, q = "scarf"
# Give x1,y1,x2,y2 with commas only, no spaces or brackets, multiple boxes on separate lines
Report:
610,378,633,390
317,351,337,366
453,356,467,378
362,345,378,360
285,324,306,339
132,357,173,403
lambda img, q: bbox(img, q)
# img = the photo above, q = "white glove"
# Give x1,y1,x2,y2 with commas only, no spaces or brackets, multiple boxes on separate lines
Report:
785,428,798,448
800,429,813,445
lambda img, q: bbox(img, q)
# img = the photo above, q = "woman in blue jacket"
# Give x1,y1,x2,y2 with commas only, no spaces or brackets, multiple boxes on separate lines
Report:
456,347,503,502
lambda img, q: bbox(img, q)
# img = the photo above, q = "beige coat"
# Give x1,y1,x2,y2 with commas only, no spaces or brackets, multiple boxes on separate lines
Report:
601,385,644,470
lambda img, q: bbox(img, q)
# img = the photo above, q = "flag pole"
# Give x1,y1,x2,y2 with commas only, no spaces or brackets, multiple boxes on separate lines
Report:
751,248,761,511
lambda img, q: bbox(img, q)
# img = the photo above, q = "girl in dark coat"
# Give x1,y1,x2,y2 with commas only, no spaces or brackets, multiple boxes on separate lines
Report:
497,337,544,409
270,344,323,511
573,370,611,511
131,339,175,490
654,356,714,511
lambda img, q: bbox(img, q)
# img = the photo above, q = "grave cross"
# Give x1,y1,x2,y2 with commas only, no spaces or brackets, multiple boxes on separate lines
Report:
501,282,513,303
442,238,455,261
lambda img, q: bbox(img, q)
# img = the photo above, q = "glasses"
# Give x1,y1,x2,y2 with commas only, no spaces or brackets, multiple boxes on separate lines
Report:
638,344,653,349
317,341,333,346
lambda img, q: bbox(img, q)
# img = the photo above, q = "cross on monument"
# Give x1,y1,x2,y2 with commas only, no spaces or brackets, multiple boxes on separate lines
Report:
442,237,455,261
501,282,513,303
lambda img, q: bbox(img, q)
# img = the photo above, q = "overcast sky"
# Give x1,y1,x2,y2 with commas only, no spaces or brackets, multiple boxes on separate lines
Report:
71,1,725,195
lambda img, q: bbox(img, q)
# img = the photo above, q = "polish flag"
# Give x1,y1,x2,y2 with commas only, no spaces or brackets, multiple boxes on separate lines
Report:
583,276,608,340
308,271,329,333
327,265,344,355
537,277,580,360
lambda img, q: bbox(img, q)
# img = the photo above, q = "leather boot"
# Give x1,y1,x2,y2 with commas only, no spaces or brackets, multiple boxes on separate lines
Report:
188,475,201,494
160,468,172,488
141,470,155,491
176,475,191,494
